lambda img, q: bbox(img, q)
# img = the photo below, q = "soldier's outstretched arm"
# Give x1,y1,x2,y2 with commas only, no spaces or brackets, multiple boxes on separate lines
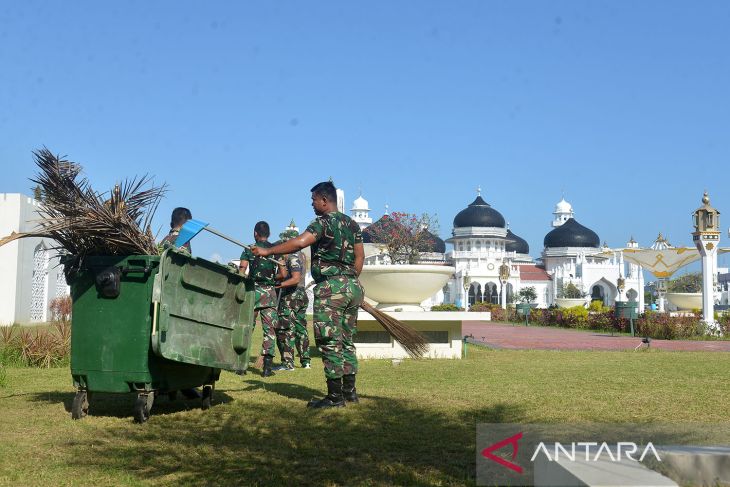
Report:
253,232,316,257
354,243,364,276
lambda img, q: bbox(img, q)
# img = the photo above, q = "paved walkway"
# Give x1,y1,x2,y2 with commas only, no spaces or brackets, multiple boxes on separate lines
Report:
462,322,730,352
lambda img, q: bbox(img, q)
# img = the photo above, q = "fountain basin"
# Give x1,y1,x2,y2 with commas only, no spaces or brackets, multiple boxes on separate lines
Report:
359,264,455,311
666,292,702,310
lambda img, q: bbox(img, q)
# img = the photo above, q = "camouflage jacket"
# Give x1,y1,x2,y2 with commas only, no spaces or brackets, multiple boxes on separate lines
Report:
279,251,306,297
159,228,191,253
240,241,278,308
240,241,277,286
306,211,362,283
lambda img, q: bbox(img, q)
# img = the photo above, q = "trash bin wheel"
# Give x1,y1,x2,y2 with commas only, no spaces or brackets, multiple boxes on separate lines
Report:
201,384,214,411
71,390,89,420
134,392,155,423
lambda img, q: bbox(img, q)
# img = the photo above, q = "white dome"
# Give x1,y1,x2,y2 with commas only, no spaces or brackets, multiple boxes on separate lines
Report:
554,198,572,213
351,195,370,211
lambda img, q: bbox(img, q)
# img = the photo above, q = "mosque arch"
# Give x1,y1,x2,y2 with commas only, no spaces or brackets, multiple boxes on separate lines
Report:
589,278,616,306
469,282,482,305
483,281,499,304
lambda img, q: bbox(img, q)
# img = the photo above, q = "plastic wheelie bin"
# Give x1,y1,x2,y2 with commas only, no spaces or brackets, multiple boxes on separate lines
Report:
68,248,255,422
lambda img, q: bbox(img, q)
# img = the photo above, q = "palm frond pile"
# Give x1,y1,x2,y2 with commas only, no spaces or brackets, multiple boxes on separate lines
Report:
0,148,167,257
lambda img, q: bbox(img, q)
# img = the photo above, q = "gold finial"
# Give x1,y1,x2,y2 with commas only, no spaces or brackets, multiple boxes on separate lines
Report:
702,190,710,205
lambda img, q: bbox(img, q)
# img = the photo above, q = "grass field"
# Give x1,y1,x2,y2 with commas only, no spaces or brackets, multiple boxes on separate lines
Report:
1,325,729,486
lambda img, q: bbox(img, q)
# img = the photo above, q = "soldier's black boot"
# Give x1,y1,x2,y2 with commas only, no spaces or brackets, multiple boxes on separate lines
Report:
307,378,345,409
342,374,358,403
262,355,276,377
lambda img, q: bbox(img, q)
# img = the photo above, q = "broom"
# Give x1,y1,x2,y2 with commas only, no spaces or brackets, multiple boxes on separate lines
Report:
359,301,430,359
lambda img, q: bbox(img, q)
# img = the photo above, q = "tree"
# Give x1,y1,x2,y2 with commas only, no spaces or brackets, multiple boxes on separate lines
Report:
667,272,702,293
517,286,537,303
364,212,439,264
558,282,585,299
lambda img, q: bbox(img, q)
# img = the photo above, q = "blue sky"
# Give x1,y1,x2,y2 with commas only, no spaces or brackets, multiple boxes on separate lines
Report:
2,1,729,269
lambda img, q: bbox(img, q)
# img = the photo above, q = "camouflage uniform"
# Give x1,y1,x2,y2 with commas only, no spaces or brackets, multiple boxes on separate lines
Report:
307,212,364,380
240,241,279,357
159,228,192,253
277,251,310,367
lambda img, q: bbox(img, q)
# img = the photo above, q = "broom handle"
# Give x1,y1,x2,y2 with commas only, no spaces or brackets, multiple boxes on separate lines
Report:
203,226,282,265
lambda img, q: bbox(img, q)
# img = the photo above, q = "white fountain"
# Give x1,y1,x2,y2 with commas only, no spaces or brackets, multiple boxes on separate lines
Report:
355,263,492,359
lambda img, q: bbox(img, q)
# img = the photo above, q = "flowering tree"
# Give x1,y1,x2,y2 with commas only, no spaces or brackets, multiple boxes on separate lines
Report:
364,212,439,264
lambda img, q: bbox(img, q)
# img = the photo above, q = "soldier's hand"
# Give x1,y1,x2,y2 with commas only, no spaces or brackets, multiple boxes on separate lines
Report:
251,246,270,257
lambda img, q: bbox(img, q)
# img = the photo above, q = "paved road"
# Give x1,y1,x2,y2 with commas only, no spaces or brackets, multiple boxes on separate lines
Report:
462,322,730,352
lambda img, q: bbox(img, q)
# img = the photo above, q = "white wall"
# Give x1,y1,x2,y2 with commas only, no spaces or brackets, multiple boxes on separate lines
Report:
0,194,68,325
0,194,21,325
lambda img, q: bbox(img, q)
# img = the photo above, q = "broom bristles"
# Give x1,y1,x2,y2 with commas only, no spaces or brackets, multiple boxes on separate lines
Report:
359,301,429,359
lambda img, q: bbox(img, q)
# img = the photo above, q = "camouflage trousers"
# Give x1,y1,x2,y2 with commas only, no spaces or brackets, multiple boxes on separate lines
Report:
313,276,364,380
278,288,310,366
254,285,278,357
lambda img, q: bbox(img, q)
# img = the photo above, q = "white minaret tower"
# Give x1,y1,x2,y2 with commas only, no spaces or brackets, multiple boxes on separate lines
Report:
692,191,721,333
552,197,574,227
350,192,372,230
336,188,345,213
625,236,639,278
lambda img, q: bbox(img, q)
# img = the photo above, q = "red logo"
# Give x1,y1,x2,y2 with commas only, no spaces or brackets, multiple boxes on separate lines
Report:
481,432,523,474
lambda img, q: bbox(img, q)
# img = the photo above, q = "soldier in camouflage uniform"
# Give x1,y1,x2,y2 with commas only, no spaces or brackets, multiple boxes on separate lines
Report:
158,207,199,399
274,227,311,370
159,207,193,253
253,181,364,408
239,221,285,377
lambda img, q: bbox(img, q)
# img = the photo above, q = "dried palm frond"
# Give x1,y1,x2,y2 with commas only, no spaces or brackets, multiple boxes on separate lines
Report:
359,301,430,358
0,148,167,257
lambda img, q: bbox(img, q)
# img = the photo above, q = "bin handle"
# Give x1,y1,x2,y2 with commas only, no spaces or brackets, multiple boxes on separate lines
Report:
120,265,151,275
152,301,159,336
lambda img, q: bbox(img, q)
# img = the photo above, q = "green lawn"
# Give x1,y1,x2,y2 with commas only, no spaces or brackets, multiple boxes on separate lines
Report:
1,325,729,486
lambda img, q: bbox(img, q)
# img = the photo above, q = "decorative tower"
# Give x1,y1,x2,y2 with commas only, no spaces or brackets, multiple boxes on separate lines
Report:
692,191,721,332
552,197,574,227
350,193,373,230
280,219,299,240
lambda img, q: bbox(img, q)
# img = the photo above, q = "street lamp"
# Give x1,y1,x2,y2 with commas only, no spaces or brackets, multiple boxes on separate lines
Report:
463,273,470,312
656,278,667,312
499,261,511,309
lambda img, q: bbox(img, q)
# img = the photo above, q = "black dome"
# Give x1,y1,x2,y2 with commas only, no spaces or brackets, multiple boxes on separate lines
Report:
543,218,600,248
505,230,529,254
417,229,446,253
362,215,405,244
453,196,506,228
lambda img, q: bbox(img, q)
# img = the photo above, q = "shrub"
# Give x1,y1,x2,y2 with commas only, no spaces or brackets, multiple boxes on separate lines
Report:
467,301,492,312
588,300,609,313
50,295,72,322
430,303,463,312
0,323,70,368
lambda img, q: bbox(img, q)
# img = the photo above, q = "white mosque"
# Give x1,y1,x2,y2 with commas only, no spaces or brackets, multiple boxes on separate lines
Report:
348,189,644,310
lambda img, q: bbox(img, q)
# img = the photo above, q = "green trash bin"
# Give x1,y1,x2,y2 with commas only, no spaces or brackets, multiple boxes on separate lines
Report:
68,248,255,422
516,303,531,325
614,301,639,337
